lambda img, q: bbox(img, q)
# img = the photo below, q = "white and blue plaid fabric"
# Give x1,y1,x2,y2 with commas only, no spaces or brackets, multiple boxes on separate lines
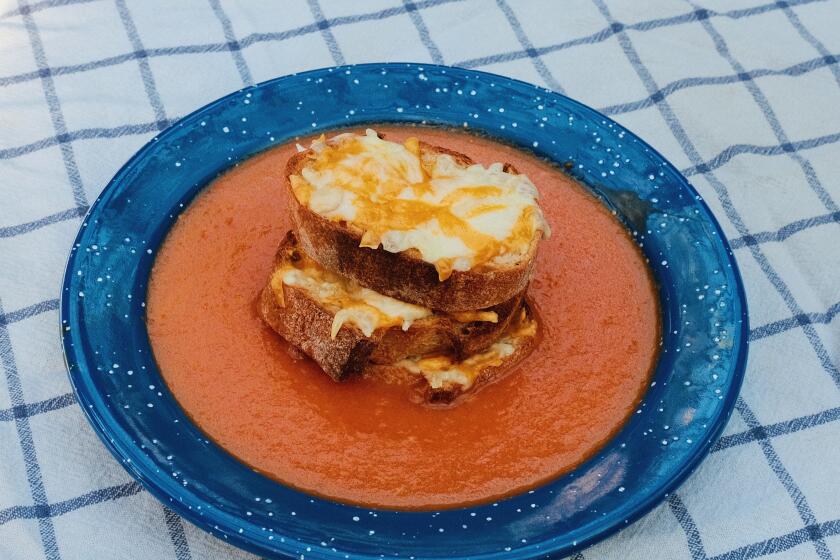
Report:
1,0,839,558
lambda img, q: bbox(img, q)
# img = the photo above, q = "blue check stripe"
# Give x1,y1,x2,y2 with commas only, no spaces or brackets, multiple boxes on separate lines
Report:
0,482,142,527
668,494,708,560
601,53,840,116
714,406,840,453
454,0,821,69
0,207,87,238
114,0,168,127
681,130,840,177
0,0,96,19
207,0,253,87
710,519,840,560
0,296,60,559
693,6,839,215
0,120,170,160
729,211,840,249
494,0,564,93
779,1,840,87
0,392,75,422
19,0,88,214
307,0,345,66
750,299,840,341
0,0,463,90
403,0,445,65
0,299,58,326
733,398,831,560
163,507,192,560
0,0,817,97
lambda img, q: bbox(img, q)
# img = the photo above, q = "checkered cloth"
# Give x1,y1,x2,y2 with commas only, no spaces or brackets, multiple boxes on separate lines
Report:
1,0,838,558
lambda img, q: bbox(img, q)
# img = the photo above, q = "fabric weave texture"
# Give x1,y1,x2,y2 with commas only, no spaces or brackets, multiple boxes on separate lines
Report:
0,0,839,558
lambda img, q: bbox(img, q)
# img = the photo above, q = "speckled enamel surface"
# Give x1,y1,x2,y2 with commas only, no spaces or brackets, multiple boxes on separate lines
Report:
60,63,748,560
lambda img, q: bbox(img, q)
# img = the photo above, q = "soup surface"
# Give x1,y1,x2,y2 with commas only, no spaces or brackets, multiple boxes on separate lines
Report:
146,126,660,509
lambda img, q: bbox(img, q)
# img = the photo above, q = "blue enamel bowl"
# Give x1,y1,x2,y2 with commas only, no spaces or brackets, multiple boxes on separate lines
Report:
61,63,748,559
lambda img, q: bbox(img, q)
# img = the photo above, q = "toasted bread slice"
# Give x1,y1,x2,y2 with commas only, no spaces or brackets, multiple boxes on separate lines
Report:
259,232,525,381
367,302,538,403
285,130,547,312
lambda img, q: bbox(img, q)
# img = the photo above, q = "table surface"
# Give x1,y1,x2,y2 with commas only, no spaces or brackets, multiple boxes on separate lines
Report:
1,1,838,559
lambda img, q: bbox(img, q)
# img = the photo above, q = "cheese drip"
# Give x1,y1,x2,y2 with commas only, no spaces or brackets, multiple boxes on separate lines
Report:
270,250,498,339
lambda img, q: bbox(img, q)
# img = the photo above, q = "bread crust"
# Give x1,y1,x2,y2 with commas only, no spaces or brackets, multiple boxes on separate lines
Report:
259,285,373,381
259,231,524,381
285,139,542,312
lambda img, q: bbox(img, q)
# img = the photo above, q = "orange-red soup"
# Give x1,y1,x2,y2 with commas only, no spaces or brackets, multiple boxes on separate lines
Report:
146,126,660,510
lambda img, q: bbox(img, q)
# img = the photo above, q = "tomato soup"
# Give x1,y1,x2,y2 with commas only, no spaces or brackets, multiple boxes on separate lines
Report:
146,126,660,509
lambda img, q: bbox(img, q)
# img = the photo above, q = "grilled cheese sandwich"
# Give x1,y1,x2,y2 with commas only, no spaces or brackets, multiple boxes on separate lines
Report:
262,131,547,401
290,129,550,280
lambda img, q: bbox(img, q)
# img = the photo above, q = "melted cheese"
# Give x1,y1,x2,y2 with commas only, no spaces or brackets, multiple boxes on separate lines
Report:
271,250,498,339
397,308,537,389
273,265,431,338
448,310,499,323
290,129,550,280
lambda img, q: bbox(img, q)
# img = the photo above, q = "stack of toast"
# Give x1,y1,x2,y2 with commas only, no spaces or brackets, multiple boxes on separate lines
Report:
260,129,549,402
